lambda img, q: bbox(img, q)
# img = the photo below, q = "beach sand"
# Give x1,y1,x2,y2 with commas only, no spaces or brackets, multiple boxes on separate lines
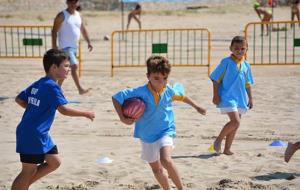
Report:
0,3,299,190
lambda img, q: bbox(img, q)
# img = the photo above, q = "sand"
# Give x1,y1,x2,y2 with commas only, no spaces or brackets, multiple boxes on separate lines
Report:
0,2,299,190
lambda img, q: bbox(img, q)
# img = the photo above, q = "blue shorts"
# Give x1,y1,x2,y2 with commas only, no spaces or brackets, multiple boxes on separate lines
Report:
62,47,78,65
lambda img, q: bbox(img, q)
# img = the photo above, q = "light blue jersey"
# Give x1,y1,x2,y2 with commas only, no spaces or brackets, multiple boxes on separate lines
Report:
113,83,184,143
210,56,254,110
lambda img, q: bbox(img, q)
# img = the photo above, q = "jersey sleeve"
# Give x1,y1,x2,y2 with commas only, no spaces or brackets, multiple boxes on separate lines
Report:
172,94,185,101
245,62,254,88
17,84,33,102
49,84,68,108
112,86,143,105
209,59,228,83
170,83,186,101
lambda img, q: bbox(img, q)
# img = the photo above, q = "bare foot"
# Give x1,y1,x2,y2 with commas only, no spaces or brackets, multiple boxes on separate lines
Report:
284,142,296,163
79,88,92,95
214,140,221,155
223,150,234,155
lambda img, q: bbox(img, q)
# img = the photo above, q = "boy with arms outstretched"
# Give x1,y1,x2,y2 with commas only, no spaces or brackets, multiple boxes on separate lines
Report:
112,56,206,190
11,49,95,190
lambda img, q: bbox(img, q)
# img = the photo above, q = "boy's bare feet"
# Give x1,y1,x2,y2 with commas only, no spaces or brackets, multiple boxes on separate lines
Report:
79,88,92,95
223,150,234,155
214,140,221,155
285,142,296,163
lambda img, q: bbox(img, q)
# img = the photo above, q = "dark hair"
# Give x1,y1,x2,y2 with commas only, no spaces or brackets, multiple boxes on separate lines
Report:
230,36,248,47
43,49,69,73
135,3,141,10
146,56,171,75
76,5,82,11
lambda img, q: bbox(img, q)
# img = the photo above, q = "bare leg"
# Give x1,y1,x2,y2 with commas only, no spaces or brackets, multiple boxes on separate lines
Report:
160,146,184,190
284,141,300,163
291,12,295,27
214,112,240,154
296,11,300,26
224,114,241,155
11,163,37,190
149,161,171,190
127,15,132,30
132,15,141,29
29,154,61,184
70,64,90,95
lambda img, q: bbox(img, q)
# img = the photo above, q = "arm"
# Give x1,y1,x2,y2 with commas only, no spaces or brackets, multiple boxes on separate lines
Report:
57,105,95,121
212,80,220,105
246,86,253,109
254,8,262,20
182,96,206,115
80,23,93,52
15,97,27,109
112,97,135,125
52,12,64,49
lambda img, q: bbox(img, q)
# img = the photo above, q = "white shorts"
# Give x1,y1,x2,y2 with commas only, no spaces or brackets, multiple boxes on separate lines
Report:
219,107,247,115
141,135,174,163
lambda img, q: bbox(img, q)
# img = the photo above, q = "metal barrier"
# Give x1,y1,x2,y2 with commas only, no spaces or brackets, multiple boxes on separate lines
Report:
0,25,82,76
244,21,300,65
111,28,211,76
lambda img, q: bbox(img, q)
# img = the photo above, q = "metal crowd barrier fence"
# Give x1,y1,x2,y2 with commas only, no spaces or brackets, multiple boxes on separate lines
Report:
111,28,211,77
244,21,300,66
0,25,82,76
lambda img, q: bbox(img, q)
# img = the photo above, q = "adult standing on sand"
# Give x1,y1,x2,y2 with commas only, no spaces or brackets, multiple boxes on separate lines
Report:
52,0,93,95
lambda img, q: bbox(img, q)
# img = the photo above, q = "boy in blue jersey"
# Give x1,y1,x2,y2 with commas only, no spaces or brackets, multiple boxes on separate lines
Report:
210,36,254,156
112,56,206,190
11,49,95,190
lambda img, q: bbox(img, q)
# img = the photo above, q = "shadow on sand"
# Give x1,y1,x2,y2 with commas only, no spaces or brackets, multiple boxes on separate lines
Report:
172,153,219,160
253,172,300,181
0,96,10,102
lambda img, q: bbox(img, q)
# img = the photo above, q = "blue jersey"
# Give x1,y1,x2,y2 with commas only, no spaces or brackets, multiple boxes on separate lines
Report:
113,83,184,143
16,77,68,154
210,56,254,109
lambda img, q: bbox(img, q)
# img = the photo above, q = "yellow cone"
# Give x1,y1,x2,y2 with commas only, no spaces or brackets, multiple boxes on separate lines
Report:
208,144,215,153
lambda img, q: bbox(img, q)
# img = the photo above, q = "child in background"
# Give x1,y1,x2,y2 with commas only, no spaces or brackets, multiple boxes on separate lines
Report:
11,49,95,190
210,36,254,155
112,55,206,190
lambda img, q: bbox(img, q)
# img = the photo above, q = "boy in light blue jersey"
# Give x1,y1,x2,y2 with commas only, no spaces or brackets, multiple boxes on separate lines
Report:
11,49,95,190
210,36,254,156
112,56,206,190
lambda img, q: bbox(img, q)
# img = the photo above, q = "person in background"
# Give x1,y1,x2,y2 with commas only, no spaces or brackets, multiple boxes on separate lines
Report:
254,0,272,35
290,0,300,27
52,0,93,95
127,3,142,30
